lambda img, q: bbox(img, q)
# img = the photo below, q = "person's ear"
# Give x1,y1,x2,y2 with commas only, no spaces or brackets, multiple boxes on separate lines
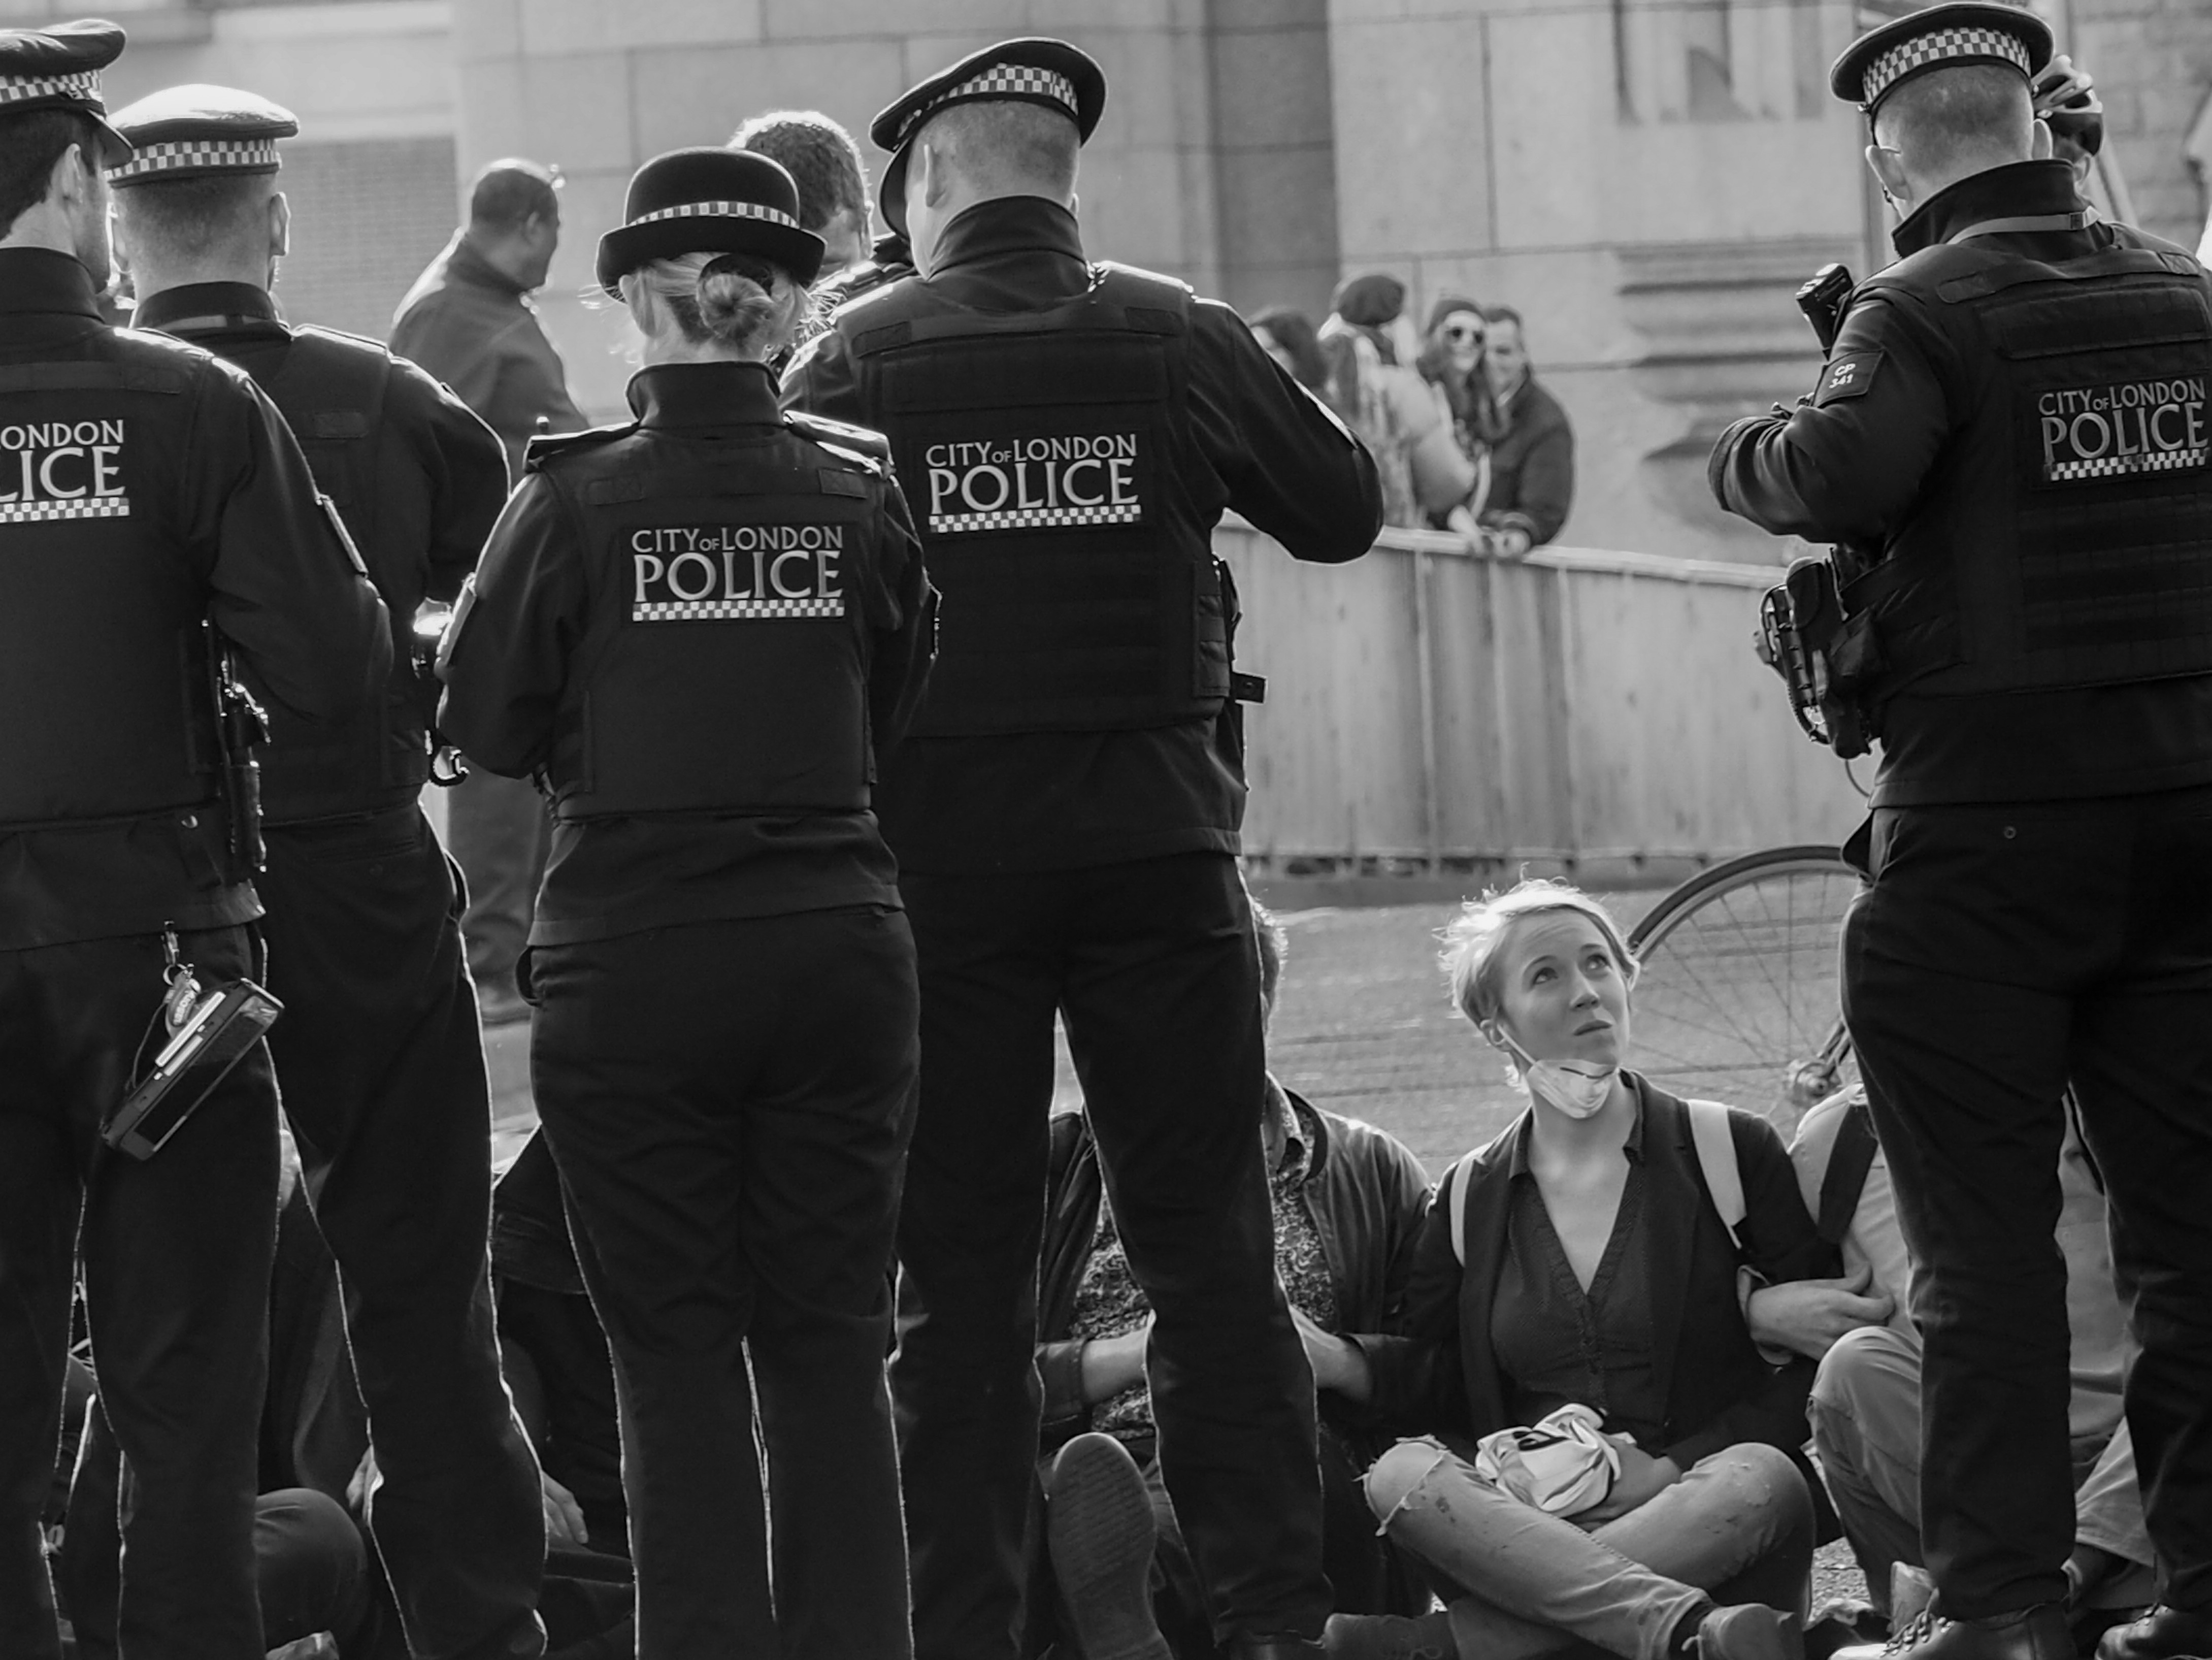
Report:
1864,142,1908,201
268,191,291,261
2031,117,2055,162
921,137,954,210
1480,1021,1506,1050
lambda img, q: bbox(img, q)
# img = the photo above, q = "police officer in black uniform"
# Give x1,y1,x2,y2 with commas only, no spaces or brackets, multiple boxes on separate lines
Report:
783,39,1383,1660
439,147,935,1660
105,84,549,1660
1710,10,2212,1660
0,23,389,1659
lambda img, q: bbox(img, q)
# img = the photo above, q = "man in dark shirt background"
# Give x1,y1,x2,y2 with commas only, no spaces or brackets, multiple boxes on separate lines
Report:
391,157,585,1025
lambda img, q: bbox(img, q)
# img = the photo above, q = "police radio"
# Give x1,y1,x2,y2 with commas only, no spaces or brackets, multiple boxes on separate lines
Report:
1751,263,1882,759
208,626,270,874
412,601,467,786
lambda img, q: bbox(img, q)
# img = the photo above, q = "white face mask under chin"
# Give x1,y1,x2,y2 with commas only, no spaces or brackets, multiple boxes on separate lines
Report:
1498,1030,1618,1120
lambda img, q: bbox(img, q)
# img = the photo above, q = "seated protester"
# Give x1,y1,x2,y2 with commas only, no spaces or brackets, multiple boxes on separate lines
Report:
1473,307,1574,552
1763,1087,2154,1631
1332,881,1832,1660
1029,904,1435,1659
57,1161,373,1660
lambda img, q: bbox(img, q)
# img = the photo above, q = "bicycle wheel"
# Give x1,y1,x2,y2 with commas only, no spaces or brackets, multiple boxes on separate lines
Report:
1626,845,1861,1125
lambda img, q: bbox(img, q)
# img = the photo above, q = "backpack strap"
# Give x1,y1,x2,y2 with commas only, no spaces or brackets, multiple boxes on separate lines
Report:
1687,1099,1746,1253
1818,1095,1881,1245
1445,1148,1482,1266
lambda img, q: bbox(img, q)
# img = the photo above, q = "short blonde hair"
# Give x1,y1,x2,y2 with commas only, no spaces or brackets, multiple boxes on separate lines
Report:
1441,878,1638,1029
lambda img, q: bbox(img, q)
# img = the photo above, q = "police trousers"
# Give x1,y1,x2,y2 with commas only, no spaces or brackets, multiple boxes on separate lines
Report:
0,924,279,1660
258,805,545,1660
1842,788,2212,1618
529,906,919,1660
895,853,1330,1660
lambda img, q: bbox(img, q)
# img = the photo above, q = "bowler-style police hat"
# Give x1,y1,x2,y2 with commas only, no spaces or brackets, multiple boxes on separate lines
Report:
105,84,298,187
597,147,826,296
0,18,131,166
869,37,1106,238
1830,1,2052,119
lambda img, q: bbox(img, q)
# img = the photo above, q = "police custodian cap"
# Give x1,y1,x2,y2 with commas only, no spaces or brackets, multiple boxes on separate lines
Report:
1830,2,2052,116
105,84,298,187
597,146,827,295
869,37,1106,237
0,18,131,164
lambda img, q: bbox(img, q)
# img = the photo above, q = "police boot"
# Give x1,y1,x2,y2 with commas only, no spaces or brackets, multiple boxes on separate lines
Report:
2095,1604,2212,1660
1321,1609,1457,1658
1844,1606,2073,1660
1047,1433,1170,1660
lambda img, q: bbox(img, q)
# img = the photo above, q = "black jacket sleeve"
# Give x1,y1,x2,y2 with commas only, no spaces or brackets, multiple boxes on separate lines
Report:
865,477,937,757
389,355,511,604
1708,292,1959,544
779,328,867,427
1187,300,1384,563
187,359,390,724
1348,1171,1469,1435
436,471,589,778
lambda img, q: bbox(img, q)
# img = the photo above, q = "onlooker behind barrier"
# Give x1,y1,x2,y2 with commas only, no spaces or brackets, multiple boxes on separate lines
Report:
1028,904,1436,1659
1249,305,1330,397
1473,306,1574,552
1333,881,1828,1660
390,156,586,1026
1415,295,1507,537
1318,273,1474,530
730,109,871,276
1753,1088,2155,1643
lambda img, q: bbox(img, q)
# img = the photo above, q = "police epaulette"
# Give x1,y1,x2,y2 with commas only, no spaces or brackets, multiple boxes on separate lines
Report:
783,410,889,472
524,421,637,470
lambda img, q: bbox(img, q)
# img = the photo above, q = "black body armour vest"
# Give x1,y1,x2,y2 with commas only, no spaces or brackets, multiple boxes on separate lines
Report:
533,413,887,821
841,264,1229,736
0,345,225,828
185,320,443,824
1850,232,2212,700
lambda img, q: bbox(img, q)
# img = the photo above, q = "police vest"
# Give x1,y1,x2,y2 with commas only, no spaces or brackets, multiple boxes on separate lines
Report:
841,263,1229,736
0,346,226,828
249,325,431,821
535,413,886,820
1848,228,2212,700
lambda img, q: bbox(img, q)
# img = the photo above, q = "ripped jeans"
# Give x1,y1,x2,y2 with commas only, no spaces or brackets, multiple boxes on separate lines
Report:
1364,1438,1814,1660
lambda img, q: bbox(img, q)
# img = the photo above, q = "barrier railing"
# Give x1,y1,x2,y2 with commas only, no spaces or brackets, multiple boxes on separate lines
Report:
1219,520,1867,880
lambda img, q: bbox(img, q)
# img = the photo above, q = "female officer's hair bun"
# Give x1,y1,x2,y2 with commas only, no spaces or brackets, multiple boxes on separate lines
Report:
619,251,813,356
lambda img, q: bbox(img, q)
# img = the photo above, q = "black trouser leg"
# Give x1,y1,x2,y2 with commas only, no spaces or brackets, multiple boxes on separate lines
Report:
2062,800,2212,1612
259,807,545,1660
1843,793,2212,1619
533,910,917,1660
1064,854,1329,1648
0,928,280,1659
892,871,1065,1660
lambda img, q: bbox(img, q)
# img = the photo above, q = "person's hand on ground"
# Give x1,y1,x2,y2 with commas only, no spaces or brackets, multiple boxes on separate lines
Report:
1744,1262,1895,1360
542,1471,588,1546
1577,1442,1679,1523
1290,1306,1373,1402
1079,1320,1152,1404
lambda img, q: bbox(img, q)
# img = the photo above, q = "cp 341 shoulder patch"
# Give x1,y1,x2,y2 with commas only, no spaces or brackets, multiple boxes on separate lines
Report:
1814,349,1884,406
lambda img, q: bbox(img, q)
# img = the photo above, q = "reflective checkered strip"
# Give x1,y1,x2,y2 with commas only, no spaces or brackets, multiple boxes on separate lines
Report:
2050,448,2209,482
632,596,844,621
0,70,98,107
930,502,1142,534
111,139,279,181
0,497,129,524
900,66,1077,143
1862,26,2031,107
629,200,799,230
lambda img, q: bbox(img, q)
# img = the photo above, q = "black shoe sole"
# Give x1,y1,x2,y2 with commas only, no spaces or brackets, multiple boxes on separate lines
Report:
1049,1435,1171,1660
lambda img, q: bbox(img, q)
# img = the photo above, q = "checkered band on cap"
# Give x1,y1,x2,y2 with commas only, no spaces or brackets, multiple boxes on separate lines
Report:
0,68,98,107
1862,24,2032,109
629,199,799,231
110,138,280,181
898,65,1077,145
